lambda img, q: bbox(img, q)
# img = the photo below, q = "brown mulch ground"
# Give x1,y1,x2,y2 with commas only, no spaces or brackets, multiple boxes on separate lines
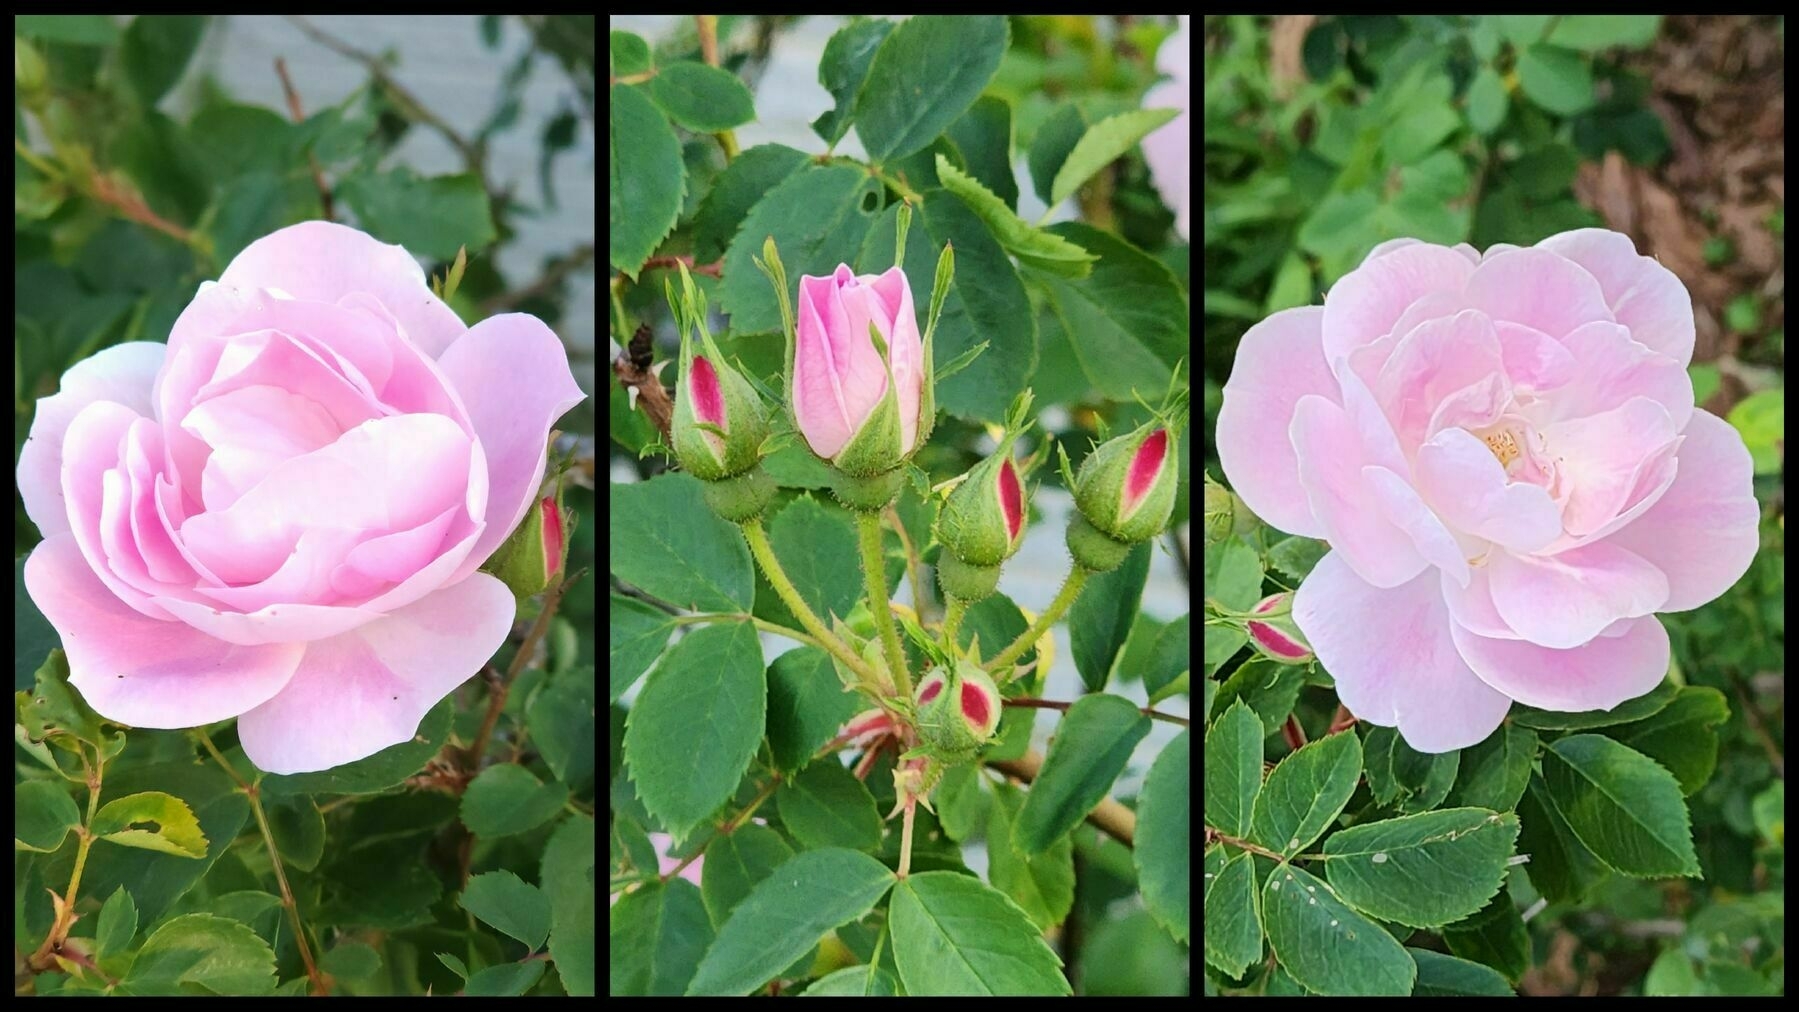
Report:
1573,15,1785,387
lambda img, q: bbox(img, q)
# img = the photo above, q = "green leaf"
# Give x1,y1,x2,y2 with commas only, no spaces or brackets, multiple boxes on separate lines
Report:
461,870,552,952
610,878,713,996
944,95,1018,211
609,81,685,276
854,15,1009,162
461,764,570,838
1516,780,1610,903
1204,535,1264,613
1363,725,1459,813
889,871,1070,995
464,961,547,996
1509,678,1676,730
1067,541,1151,691
15,15,119,45
259,697,452,795
1251,730,1364,858
14,779,81,853
799,966,900,996
764,646,862,775
1262,864,1415,996
1544,15,1662,51
1447,724,1536,811
1013,694,1151,854
1322,808,1520,927
699,823,795,929
319,941,381,981
692,143,810,262
122,913,277,996
207,171,323,265
610,29,652,75
1027,103,1089,206
1211,657,1303,734
1644,948,1699,995
687,849,895,996
1466,66,1509,134
338,168,495,260
934,764,989,843
775,760,883,852
811,19,895,146
1205,701,1262,838
624,621,765,838
1036,224,1187,401
95,886,139,960
1540,734,1699,877
1493,15,1552,46
1048,107,1179,207
529,666,596,788
17,648,120,750
719,164,882,334
1084,908,1191,995
121,16,207,106
263,795,324,872
610,594,676,702
1142,615,1190,705
1136,728,1191,943
1752,781,1783,844
1516,44,1595,115
91,791,207,858
1203,849,1262,977
1409,947,1515,996
766,496,865,623
544,815,596,995
911,192,1037,421
1605,686,1729,795
644,62,756,132
1442,886,1529,983
1726,388,1784,475
609,473,755,612
986,783,1075,931
935,155,1096,277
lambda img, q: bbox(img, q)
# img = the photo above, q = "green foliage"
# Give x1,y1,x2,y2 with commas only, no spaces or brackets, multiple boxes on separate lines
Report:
1321,808,1519,927
1012,694,1150,854
1250,729,1362,858
889,871,1070,995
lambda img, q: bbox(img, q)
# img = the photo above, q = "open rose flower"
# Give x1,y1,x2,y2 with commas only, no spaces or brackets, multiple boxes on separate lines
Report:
18,222,584,773
1218,230,1759,752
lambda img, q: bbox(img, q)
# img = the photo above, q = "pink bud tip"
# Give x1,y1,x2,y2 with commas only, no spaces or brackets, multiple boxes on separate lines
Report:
960,680,992,729
690,355,725,427
1123,429,1169,516
540,496,563,580
998,458,1023,542
918,676,943,705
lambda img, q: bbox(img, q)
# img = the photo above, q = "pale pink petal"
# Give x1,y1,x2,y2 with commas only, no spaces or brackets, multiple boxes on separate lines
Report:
793,275,856,457
183,385,341,512
24,534,303,727
1452,615,1670,712
1294,552,1512,753
1546,321,1692,432
1601,409,1760,611
1462,247,1614,338
1487,543,1669,649
867,267,923,453
153,596,379,647
1375,309,1508,448
1321,243,1476,364
1493,321,1577,392
1416,428,1562,553
1291,396,1426,587
1535,449,1680,553
62,402,176,620
433,314,584,579
20,342,166,538
216,220,468,358
1363,466,1470,587
1215,307,1335,536
237,573,514,774
1536,228,1695,366
1376,291,1467,369
1441,566,1521,640
1542,397,1680,536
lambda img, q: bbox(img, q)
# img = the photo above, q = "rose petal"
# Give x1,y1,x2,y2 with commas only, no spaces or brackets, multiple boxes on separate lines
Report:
24,534,303,727
1291,396,1426,588
1487,542,1669,649
1215,306,1335,537
1441,565,1520,640
1294,551,1512,752
62,402,177,620
1321,243,1477,365
1363,465,1471,588
1536,228,1695,366
1375,309,1509,448
1601,409,1761,611
1452,615,1670,712
433,314,584,580
1416,428,1563,553
236,573,514,774
1546,321,1693,432
19,342,165,538
1462,247,1614,338
1542,397,1681,536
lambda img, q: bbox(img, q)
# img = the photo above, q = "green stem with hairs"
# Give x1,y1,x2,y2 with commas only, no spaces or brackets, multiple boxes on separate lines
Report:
985,566,1090,673
859,512,912,697
741,518,879,684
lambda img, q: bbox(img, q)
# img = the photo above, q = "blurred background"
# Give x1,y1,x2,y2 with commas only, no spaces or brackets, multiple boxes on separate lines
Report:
1202,15,1783,998
15,14,597,664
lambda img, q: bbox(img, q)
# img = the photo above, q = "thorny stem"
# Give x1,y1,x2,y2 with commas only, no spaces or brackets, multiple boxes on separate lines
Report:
742,518,882,685
274,57,335,220
1005,697,1190,727
667,612,823,650
986,566,1090,673
658,772,782,886
695,16,739,161
859,512,912,697
940,596,967,650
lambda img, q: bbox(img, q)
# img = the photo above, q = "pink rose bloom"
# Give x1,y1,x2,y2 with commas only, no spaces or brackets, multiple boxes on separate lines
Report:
1141,14,1189,241
794,264,923,464
1218,231,1759,752
18,222,584,774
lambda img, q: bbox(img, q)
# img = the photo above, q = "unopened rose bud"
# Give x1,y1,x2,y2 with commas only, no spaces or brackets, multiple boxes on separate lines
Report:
914,660,1002,761
1247,592,1312,664
483,475,575,601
